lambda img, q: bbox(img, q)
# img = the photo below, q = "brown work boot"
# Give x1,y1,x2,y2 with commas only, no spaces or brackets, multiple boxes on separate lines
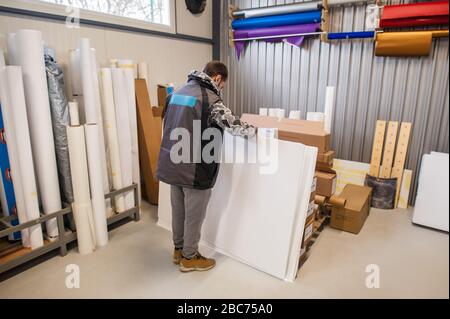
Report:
179,253,216,272
173,248,183,265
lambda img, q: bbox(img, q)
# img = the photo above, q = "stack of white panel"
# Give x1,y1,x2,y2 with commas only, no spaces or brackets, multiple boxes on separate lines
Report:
158,132,317,281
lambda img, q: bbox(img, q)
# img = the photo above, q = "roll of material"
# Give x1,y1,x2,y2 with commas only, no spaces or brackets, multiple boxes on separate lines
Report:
117,59,138,78
324,86,335,134
90,48,113,217
15,29,60,239
118,65,140,207
67,125,96,254
137,62,149,85
259,108,268,116
233,1,322,19
327,31,375,40
111,68,134,210
307,112,325,122
84,124,108,247
69,49,82,96
277,109,285,118
232,11,321,30
314,195,327,205
0,58,30,245
329,195,346,208
0,67,44,249
80,38,97,124
268,108,279,117
380,1,449,28
45,53,74,204
69,101,80,126
289,110,301,120
375,32,433,57
234,23,321,58
6,33,17,65
327,0,375,7
99,68,125,213
432,30,450,38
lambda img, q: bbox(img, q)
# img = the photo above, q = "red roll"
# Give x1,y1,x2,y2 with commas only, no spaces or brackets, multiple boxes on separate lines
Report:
380,0,449,28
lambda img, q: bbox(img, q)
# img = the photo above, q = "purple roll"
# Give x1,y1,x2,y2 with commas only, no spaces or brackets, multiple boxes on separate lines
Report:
234,23,321,59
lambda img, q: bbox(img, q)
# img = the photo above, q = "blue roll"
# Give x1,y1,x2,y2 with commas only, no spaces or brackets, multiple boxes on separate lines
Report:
232,11,322,30
327,31,375,40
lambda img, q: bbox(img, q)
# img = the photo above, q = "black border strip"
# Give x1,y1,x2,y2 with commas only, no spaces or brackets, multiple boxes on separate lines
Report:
0,5,214,45
212,0,221,60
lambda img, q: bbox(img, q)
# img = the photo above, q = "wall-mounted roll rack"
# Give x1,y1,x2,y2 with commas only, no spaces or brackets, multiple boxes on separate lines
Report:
0,183,140,277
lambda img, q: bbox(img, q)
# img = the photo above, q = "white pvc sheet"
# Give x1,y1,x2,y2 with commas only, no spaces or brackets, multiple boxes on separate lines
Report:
118,63,140,206
111,68,134,210
99,68,125,213
67,125,96,254
289,110,301,119
15,29,60,239
158,132,317,281
324,86,335,134
85,124,109,247
0,68,31,247
307,112,325,122
412,152,449,232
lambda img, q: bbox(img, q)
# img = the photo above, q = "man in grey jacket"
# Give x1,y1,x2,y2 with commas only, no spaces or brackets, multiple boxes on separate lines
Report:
157,61,255,272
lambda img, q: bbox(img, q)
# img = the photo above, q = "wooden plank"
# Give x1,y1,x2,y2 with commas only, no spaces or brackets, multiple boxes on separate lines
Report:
369,121,386,177
380,121,399,178
391,122,412,207
135,79,161,205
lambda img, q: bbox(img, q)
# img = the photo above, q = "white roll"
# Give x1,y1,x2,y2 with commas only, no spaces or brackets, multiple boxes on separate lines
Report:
79,38,97,124
234,1,322,19
111,68,134,210
289,110,301,120
85,124,109,247
117,59,137,78
90,48,113,217
69,49,82,96
67,125,96,254
0,67,44,249
277,109,285,118
15,29,60,239
69,101,80,126
118,64,140,207
259,108,268,116
6,33,17,65
0,65,30,247
307,112,325,122
99,68,125,213
268,108,278,117
137,62,149,85
324,86,335,134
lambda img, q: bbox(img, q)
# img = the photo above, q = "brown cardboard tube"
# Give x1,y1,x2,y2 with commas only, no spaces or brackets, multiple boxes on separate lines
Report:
329,195,346,207
314,195,327,205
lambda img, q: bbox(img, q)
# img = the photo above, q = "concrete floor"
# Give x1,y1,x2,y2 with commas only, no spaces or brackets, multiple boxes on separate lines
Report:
0,201,448,299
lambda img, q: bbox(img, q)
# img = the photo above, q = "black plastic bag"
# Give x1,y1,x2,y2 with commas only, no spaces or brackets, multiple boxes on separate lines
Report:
364,174,397,210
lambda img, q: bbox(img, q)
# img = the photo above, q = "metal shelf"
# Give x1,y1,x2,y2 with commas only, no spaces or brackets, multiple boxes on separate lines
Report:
0,183,140,275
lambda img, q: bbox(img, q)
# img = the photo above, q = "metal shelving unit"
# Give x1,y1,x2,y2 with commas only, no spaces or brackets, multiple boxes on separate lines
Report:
0,183,140,275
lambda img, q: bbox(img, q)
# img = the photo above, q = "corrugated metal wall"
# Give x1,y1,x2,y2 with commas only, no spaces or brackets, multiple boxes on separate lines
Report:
220,0,449,205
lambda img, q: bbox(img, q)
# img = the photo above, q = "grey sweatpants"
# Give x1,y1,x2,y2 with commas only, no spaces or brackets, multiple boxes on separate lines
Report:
170,185,212,259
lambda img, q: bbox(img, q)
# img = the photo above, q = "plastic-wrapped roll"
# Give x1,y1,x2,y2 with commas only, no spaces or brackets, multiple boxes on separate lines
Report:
69,49,82,96
45,54,74,204
380,1,449,28
0,64,30,246
111,68,134,210
0,66,44,249
233,1,322,19
67,125,96,254
99,68,125,213
85,124,108,247
327,0,375,7
15,29,61,239
232,11,321,30
118,63,140,207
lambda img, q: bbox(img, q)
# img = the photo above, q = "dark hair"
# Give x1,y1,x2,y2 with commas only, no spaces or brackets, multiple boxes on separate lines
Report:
203,61,228,81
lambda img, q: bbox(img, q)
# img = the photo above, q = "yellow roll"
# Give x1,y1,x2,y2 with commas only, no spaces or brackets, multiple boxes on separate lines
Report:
432,30,449,38
375,31,432,57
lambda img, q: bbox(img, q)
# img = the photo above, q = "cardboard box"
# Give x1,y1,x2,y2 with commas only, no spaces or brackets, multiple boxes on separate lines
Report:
316,160,334,172
330,184,372,234
317,150,335,163
157,84,174,107
302,218,314,248
316,170,337,197
241,114,331,153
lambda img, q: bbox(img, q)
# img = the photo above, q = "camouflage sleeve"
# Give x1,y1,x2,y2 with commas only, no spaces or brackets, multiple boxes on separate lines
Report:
209,101,257,138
